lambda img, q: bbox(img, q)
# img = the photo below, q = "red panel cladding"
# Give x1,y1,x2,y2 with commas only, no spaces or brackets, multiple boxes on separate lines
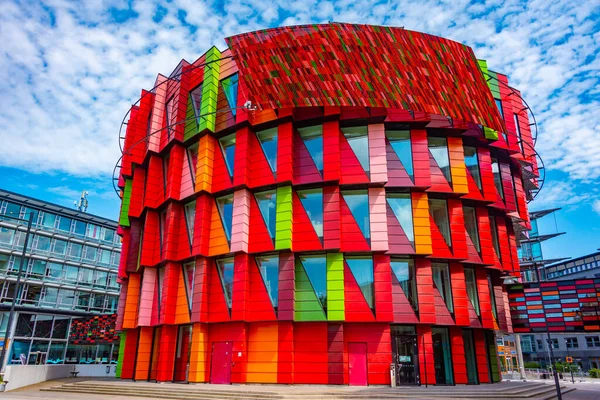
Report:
411,129,431,188
476,268,494,329
249,131,276,188
473,329,490,383
115,284,127,330
151,276,160,325
131,90,154,164
339,130,369,185
179,148,195,200
148,75,166,154
277,122,293,184
448,199,468,260
120,328,139,379
231,253,250,321
293,129,322,185
211,134,234,193
416,325,435,385
141,211,160,267
166,145,184,202
327,323,344,385
468,300,483,328
121,106,138,178
385,138,413,187
449,263,470,326
192,194,211,257
464,233,484,264
508,226,520,273
323,121,341,182
208,258,231,323
415,259,436,324
292,191,323,252
391,270,419,324
129,167,146,218
125,219,142,273
145,155,165,209
495,216,513,272
191,258,210,323
161,262,180,325
386,203,415,254
344,262,375,322
246,256,277,322
477,208,501,269
208,322,248,383
323,186,341,250
340,106,370,120
502,288,513,334
513,174,529,224
373,254,393,322
233,127,250,188
118,228,130,279
433,286,455,326
428,214,453,259
293,322,328,384
156,325,178,382
463,167,484,201
174,202,192,261
278,322,294,384
162,203,176,262
427,151,453,193
277,252,295,321
500,162,517,213
344,324,392,385
248,193,275,253
477,148,497,203
339,195,370,252
494,282,507,332
498,74,521,154
449,327,468,384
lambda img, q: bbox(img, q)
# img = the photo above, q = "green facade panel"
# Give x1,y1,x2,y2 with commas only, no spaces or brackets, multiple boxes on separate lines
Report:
275,186,293,250
326,253,345,320
198,47,221,133
119,179,132,227
294,260,326,321
115,332,126,378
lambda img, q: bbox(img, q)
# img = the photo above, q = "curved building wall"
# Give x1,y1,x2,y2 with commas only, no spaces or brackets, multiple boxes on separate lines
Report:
115,24,538,386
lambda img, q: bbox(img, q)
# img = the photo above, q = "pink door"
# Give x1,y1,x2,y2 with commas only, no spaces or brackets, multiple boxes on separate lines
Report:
210,341,233,384
349,342,368,386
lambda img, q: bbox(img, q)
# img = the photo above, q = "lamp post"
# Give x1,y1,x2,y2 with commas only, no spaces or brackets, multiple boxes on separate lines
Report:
564,338,575,384
0,212,34,375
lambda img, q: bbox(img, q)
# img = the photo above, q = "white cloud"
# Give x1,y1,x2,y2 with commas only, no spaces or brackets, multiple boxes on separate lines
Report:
593,200,600,215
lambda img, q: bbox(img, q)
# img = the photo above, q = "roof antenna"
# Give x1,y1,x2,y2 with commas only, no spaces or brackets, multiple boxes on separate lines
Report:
75,190,89,212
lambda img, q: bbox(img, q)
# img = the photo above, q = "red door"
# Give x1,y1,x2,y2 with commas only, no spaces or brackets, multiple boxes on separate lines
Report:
210,341,233,384
349,342,368,386
174,325,193,382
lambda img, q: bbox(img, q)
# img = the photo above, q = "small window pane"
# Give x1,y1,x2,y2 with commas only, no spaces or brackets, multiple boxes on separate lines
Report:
216,195,234,242
386,130,413,179
48,342,66,364
4,202,22,217
68,242,83,259
341,126,370,173
429,199,451,247
15,313,35,337
256,128,278,173
345,255,374,309
491,158,505,199
297,188,323,238
255,255,279,309
297,125,323,173
298,254,327,307
35,236,51,251
0,227,15,245
219,133,236,178
386,193,414,245
42,213,56,229
342,190,370,240
53,239,67,255
34,315,53,338
73,220,86,236
52,316,69,339
58,217,72,232
464,268,480,316
432,262,453,313
216,257,235,308
463,146,482,191
255,190,277,240
184,201,196,244
83,246,97,262
428,137,451,183
463,206,480,252
391,258,418,313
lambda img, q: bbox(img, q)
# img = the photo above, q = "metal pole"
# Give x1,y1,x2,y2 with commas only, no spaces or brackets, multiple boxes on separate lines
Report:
0,212,34,374
564,339,574,384
422,333,428,388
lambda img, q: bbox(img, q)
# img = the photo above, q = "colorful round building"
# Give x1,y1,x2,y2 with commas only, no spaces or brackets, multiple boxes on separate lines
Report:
115,23,539,386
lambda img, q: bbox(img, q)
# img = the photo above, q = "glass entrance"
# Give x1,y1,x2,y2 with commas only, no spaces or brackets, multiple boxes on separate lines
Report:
148,326,161,381
391,325,420,385
174,325,193,382
462,329,478,384
432,327,453,385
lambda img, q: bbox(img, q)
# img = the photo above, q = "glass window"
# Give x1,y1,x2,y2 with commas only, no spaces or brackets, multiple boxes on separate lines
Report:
255,190,277,240
488,274,498,320
386,193,414,245
64,266,79,283
513,114,524,152
93,294,105,311
565,337,578,349
297,188,323,239
489,213,501,259
58,216,72,232
163,156,169,193
495,98,504,118
22,285,42,306
97,344,112,364
428,137,451,183
216,195,234,243
68,242,83,259
22,207,39,224
86,224,101,240
491,158,505,199
102,228,115,243
30,259,47,278
184,200,196,244
78,345,97,364
182,262,195,311
298,254,327,308
52,316,69,339
76,292,91,311
165,96,176,138
429,198,451,247
432,262,453,313
35,235,51,251
463,206,480,252
15,313,35,337
255,255,279,309
586,336,600,348
41,287,58,306
345,255,374,309
386,130,413,179
41,212,56,229
65,344,79,364
190,84,203,123
219,133,236,178
53,239,67,255
4,201,22,217
297,125,323,173
0,254,9,273
48,342,66,364
99,249,111,265
0,227,15,245
108,273,119,289
216,257,234,309
106,296,118,313
94,270,108,287
10,340,30,364
342,190,370,240
432,327,454,384
464,268,480,316
111,251,120,266
34,315,53,338
187,142,199,184
83,246,97,262
463,146,482,191
390,257,418,313
73,220,86,236
256,127,278,174
79,268,94,286
341,126,370,174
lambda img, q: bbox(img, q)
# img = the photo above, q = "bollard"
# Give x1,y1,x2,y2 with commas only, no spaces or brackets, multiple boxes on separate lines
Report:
390,363,396,387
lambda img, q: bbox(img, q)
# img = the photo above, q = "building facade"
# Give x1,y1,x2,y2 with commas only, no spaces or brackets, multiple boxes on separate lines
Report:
115,24,539,386
0,189,121,367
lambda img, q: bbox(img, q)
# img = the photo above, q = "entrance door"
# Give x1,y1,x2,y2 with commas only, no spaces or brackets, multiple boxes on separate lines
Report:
349,342,368,386
174,325,193,382
432,327,454,385
462,329,478,384
392,335,420,385
210,341,233,384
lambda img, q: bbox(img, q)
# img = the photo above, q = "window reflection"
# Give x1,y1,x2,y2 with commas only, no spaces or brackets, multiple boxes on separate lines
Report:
386,130,413,179
256,254,279,309
341,126,370,174
428,137,452,183
429,198,451,248
255,190,277,240
297,125,323,174
298,254,327,308
342,190,370,240
297,188,323,239
345,255,374,309
391,257,418,314
386,193,414,245
256,128,278,174
219,133,236,178
463,146,482,191
432,262,453,313
216,257,234,309
463,206,480,252
216,195,234,243
464,268,480,316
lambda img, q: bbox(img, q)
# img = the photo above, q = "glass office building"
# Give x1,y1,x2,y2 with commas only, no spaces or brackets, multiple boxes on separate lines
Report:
0,189,120,366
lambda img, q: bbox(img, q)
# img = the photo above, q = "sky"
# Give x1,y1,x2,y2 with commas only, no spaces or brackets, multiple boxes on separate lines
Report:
0,0,598,260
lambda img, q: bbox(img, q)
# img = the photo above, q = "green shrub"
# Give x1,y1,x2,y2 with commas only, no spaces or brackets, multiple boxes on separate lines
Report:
589,368,600,378
524,361,541,369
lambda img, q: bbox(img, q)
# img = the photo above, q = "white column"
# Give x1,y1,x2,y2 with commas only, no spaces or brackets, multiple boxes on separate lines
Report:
515,333,526,380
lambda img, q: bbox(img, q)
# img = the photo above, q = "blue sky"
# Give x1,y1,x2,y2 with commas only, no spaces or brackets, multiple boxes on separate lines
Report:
0,0,598,260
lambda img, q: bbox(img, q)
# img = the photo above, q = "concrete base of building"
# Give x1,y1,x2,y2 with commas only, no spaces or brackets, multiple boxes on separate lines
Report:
3,364,116,391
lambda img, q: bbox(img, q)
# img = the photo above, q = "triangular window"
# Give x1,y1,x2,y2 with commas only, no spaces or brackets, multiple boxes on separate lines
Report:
491,158,505,200
463,206,480,253
256,128,278,174
221,74,239,116
429,198,452,248
386,130,414,180
341,126,370,175
165,96,177,139
183,201,196,247
432,262,454,314
216,257,234,311
158,266,165,307
219,133,236,179
345,255,374,310
189,84,203,125
297,188,323,239
187,143,199,185
390,257,418,314
428,137,452,184
216,195,234,244
298,254,327,310
297,125,323,175
464,268,480,316
342,190,370,241
463,146,482,191
255,190,276,241
256,255,279,310
182,261,196,312
386,193,414,247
